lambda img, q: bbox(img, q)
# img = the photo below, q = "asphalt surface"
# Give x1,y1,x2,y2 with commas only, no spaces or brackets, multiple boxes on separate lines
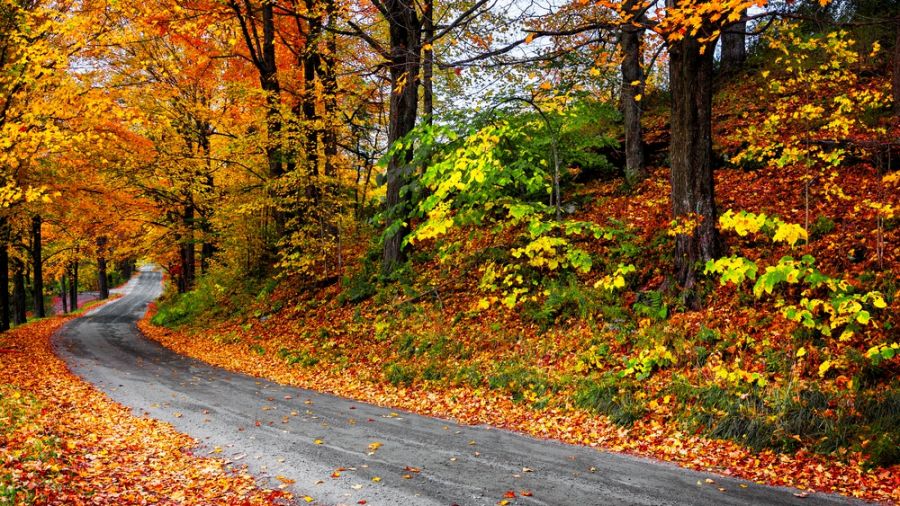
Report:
54,267,861,506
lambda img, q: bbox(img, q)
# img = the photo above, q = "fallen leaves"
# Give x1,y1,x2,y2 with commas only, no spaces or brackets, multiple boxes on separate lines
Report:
0,316,290,505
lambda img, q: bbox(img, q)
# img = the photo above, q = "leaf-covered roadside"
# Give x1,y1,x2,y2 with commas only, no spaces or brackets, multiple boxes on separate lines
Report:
0,313,289,505
139,300,899,504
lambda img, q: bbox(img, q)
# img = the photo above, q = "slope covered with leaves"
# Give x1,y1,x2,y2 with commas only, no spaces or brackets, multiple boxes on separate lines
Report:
145,30,900,504
0,310,289,505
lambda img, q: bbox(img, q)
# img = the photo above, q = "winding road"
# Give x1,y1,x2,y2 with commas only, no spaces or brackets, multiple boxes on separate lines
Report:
54,267,858,505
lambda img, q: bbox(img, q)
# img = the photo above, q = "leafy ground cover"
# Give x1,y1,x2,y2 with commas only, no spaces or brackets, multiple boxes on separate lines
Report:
141,148,900,502
0,306,289,505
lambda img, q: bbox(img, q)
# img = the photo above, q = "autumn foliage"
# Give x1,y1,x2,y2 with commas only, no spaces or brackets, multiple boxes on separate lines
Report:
0,311,288,504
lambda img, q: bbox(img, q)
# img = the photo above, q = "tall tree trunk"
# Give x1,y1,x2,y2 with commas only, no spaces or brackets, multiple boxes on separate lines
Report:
228,0,284,251
69,261,78,312
31,215,44,317
12,262,26,325
181,204,196,291
620,17,646,185
422,0,434,125
97,236,109,300
0,229,9,331
668,26,721,299
382,0,422,274
60,276,68,314
719,12,747,75
321,7,339,177
894,28,900,117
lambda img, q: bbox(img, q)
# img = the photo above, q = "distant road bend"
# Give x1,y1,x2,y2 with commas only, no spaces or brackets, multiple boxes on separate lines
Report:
55,267,859,505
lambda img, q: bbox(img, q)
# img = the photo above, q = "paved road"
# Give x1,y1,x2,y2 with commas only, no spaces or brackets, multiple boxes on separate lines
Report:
54,267,859,506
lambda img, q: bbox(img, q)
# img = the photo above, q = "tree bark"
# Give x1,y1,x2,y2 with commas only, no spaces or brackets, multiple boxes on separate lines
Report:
12,262,26,325
719,12,747,75
31,215,44,317
894,28,900,117
97,236,109,300
382,0,422,274
181,204,196,291
60,276,68,314
0,218,8,331
69,261,78,312
668,25,721,297
321,7,339,177
620,20,646,185
422,0,434,125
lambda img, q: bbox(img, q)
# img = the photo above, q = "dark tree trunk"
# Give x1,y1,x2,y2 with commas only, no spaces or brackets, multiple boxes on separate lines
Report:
97,236,109,300
31,215,44,317
12,262,26,325
894,28,900,117
228,0,284,249
0,219,9,331
719,12,747,75
321,6,339,177
69,261,78,312
60,276,68,314
181,204,196,291
422,0,434,125
382,0,422,274
620,18,646,185
668,27,721,297
302,30,322,180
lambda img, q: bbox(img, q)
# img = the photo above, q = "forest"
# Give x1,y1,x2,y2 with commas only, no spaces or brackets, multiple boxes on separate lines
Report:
1,0,899,504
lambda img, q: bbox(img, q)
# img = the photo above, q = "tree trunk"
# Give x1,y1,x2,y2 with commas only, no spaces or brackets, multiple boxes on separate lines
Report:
719,12,747,75
12,262,26,325
69,261,78,312
60,276,68,314
620,20,646,185
382,0,422,274
423,0,434,125
31,215,45,317
894,28,900,117
0,230,9,331
97,236,109,300
321,6,339,177
668,27,721,298
181,204,196,291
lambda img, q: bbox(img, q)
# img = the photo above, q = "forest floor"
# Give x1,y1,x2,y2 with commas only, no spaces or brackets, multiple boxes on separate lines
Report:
0,300,288,505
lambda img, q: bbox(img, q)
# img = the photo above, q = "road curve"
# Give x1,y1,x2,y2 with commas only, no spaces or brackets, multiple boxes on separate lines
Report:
54,267,859,506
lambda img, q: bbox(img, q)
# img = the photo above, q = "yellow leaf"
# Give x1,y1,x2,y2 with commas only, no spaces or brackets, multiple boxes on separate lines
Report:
633,94,642,102
303,496,314,503
796,347,807,358
818,360,832,377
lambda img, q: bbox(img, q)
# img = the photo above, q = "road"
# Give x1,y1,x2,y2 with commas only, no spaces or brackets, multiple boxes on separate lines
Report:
54,267,859,506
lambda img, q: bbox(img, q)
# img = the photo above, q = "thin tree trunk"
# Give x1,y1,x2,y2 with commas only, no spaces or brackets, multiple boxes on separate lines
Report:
60,276,68,314
668,23,721,300
0,219,9,331
719,12,747,75
894,28,900,117
382,0,422,274
423,0,434,125
12,262,26,325
620,16,646,185
69,261,78,312
31,215,45,317
322,8,339,177
182,204,196,290
97,236,109,300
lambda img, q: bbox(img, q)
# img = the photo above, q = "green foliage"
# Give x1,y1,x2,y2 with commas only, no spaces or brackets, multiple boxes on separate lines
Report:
152,264,268,328
277,347,319,367
525,275,595,329
621,344,675,380
632,290,668,321
810,215,835,239
573,375,646,426
487,361,554,403
384,363,416,386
